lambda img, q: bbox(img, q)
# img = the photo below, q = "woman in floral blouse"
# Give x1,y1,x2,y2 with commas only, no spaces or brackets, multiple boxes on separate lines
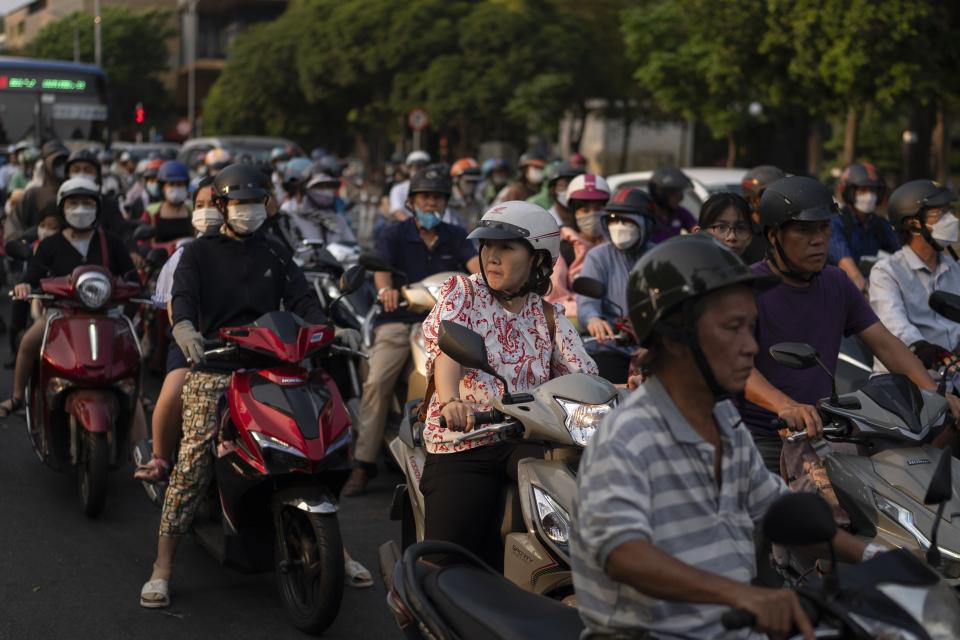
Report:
419,200,597,568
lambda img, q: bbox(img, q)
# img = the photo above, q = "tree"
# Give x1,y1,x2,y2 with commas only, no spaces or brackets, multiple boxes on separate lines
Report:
25,7,173,134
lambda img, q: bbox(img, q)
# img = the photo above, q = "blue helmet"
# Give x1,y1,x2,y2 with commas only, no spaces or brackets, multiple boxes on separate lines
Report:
284,157,313,183
157,160,189,184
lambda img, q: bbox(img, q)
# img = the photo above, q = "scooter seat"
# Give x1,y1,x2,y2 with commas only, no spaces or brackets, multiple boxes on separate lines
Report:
421,564,584,640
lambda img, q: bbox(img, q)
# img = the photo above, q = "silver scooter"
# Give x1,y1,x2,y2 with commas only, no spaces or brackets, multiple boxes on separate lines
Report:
381,320,621,603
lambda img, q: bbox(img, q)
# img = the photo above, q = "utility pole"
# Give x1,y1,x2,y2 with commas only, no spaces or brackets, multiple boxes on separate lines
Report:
186,0,198,137
94,0,102,68
73,23,80,62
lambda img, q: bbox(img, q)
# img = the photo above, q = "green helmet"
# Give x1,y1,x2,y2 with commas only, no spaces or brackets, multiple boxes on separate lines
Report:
628,234,776,346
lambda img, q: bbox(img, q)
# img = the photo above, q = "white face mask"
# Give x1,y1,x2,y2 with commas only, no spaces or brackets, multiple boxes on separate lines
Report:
526,167,545,185
854,191,877,214
65,205,96,230
226,202,267,235
556,189,570,208
191,206,223,233
165,185,187,205
929,213,959,245
608,222,641,250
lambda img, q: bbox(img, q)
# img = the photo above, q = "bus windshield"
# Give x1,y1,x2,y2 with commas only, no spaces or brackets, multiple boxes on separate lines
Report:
0,57,109,146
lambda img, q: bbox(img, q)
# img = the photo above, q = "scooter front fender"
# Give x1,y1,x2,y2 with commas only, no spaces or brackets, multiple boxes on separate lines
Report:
65,389,118,434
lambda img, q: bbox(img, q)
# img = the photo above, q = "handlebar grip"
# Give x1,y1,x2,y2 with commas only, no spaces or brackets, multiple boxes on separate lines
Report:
770,417,788,430
721,609,756,630
438,409,503,429
202,338,223,349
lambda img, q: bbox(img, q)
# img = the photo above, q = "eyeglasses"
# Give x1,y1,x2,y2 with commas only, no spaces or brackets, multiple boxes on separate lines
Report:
706,222,752,239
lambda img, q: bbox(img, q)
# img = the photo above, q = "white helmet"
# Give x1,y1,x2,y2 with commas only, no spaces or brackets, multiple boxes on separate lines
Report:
468,200,561,264
57,176,101,210
406,150,431,166
566,173,611,202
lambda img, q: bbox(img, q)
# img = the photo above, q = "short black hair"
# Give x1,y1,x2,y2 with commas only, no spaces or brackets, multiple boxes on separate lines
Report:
192,176,215,206
698,192,752,228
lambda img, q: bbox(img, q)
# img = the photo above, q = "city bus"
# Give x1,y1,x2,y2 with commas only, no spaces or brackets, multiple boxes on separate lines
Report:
0,56,110,147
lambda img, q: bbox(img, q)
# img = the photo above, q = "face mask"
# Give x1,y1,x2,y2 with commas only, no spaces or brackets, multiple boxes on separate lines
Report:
854,191,877,214
165,185,187,205
70,170,98,181
929,213,959,245
37,226,59,241
608,222,641,250
308,188,336,208
556,189,570,208
192,206,223,233
526,167,544,185
146,182,160,198
576,211,601,237
65,205,97,230
415,208,441,230
226,202,267,235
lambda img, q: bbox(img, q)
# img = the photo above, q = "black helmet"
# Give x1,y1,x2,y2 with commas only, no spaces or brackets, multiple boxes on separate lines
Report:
887,180,955,230
212,163,270,202
408,164,452,198
838,162,885,207
65,148,102,182
649,167,692,208
758,176,838,229
605,187,657,217
547,160,583,186
741,165,786,198
628,234,774,346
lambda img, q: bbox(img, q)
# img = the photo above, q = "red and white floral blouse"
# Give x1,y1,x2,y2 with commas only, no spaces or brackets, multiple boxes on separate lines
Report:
421,273,598,454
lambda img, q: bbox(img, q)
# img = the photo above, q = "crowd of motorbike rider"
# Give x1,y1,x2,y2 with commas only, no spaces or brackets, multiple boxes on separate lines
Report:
2,134,959,638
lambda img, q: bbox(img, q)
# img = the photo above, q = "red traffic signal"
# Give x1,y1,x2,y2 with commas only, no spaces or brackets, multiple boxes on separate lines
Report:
134,102,145,125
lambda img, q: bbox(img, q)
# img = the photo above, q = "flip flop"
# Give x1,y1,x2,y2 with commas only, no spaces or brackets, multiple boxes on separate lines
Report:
0,397,24,418
140,578,170,608
345,558,373,588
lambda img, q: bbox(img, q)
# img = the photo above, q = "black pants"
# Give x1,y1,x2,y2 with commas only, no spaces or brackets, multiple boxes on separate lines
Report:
8,299,28,355
420,441,544,571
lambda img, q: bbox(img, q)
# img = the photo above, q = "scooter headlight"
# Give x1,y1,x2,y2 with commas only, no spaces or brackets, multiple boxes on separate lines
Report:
874,493,960,567
250,431,309,472
425,283,443,302
532,485,571,558
75,271,112,309
555,397,616,447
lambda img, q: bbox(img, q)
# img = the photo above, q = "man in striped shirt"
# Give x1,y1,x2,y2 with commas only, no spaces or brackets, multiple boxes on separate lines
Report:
571,235,869,639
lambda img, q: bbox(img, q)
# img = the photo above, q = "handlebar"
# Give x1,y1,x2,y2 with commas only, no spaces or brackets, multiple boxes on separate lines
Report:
438,409,503,429
329,343,370,360
721,609,755,630
785,424,846,443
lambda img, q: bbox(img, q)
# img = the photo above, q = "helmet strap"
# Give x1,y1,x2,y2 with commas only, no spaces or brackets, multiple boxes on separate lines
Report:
656,306,728,401
478,248,549,302
768,237,819,283
917,218,945,253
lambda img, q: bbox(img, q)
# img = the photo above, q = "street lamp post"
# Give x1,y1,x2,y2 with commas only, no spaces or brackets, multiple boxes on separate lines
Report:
94,0,102,68
186,0,198,137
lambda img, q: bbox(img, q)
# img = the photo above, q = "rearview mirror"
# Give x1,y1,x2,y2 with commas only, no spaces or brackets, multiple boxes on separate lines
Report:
133,224,156,241
929,291,960,324
571,277,606,300
438,320,492,374
358,251,393,273
769,342,820,370
339,265,365,296
924,450,953,505
4,240,32,262
763,493,837,547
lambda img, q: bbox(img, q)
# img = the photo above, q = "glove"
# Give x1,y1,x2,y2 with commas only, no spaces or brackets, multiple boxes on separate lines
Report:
910,340,951,369
334,327,362,351
172,320,205,364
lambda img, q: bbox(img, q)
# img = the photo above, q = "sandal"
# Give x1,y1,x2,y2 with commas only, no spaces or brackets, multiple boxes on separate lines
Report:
345,557,373,589
134,454,171,484
140,578,170,608
0,397,24,418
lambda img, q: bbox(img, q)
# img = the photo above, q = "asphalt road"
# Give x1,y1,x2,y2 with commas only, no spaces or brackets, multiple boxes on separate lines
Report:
0,334,402,640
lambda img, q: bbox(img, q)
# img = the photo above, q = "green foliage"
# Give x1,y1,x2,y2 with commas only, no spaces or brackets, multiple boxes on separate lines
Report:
25,7,173,127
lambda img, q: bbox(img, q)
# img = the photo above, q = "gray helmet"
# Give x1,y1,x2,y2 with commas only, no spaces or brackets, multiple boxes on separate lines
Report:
741,165,786,198
757,176,838,230
649,167,692,209
887,180,956,231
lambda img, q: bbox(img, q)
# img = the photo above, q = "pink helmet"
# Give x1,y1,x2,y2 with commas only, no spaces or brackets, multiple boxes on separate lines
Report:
566,174,611,202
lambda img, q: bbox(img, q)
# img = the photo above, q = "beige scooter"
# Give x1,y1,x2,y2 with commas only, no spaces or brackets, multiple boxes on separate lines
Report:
381,320,621,603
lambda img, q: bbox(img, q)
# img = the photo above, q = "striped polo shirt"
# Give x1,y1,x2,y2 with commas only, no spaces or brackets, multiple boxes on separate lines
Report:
571,376,787,639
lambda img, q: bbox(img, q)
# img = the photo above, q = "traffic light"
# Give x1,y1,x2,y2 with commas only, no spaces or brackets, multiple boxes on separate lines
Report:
134,102,145,125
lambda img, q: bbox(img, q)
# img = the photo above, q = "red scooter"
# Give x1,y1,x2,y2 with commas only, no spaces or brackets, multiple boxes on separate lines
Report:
190,307,360,635
22,265,145,517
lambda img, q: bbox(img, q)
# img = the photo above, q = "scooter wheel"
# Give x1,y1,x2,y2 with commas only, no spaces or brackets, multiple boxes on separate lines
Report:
78,432,109,518
275,509,345,635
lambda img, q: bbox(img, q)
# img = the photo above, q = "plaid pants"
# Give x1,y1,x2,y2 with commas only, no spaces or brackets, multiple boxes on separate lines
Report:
159,371,231,537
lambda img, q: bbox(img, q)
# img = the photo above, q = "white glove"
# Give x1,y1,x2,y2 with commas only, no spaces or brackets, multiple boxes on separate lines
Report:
172,320,205,364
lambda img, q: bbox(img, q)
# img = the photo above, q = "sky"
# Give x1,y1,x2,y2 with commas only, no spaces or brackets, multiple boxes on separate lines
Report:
0,0,30,16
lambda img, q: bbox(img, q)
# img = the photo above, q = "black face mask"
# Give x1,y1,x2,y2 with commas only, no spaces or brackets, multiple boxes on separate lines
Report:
154,216,194,243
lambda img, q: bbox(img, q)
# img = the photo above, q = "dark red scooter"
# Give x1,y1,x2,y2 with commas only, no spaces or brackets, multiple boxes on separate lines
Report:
191,307,360,635
22,265,145,517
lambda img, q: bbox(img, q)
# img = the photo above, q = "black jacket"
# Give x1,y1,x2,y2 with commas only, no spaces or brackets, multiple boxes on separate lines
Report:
24,228,135,287
171,231,326,338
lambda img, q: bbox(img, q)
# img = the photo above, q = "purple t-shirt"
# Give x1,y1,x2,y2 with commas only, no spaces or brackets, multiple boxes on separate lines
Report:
741,262,879,434
649,206,697,245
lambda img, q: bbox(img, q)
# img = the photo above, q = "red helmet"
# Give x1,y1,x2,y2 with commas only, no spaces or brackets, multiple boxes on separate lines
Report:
567,174,611,202
450,158,480,177
838,162,885,207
